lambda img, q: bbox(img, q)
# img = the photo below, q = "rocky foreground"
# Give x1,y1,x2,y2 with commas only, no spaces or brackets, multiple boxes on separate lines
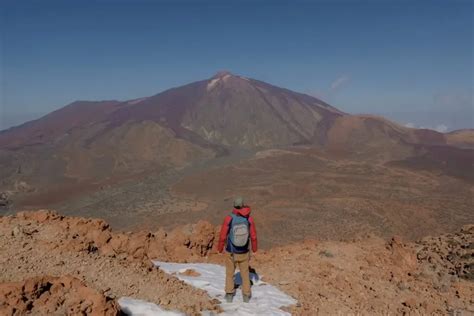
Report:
0,210,473,315
0,210,220,315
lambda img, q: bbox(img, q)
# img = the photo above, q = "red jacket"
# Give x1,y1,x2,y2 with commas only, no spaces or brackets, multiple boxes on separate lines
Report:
217,207,258,253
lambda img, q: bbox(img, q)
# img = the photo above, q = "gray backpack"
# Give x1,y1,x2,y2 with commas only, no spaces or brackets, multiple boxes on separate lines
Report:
229,214,250,247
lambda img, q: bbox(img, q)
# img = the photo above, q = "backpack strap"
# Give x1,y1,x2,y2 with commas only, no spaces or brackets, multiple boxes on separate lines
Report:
227,214,235,253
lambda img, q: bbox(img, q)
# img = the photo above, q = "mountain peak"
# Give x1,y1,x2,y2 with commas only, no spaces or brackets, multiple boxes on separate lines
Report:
207,70,243,91
212,70,234,79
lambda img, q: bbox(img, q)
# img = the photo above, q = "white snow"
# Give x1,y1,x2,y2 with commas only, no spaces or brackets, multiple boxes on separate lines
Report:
207,74,233,90
154,261,296,316
118,297,183,316
207,78,220,90
118,261,296,316
126,97,149,105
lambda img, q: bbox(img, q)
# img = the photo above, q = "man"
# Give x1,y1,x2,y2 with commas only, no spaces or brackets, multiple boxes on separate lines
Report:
217,197,258,303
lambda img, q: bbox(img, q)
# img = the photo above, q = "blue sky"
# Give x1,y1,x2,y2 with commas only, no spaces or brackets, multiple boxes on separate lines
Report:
1,0,472,131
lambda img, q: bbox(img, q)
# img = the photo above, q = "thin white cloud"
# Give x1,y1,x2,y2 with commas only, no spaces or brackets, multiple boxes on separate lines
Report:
330,74,350,91
308,74,351,100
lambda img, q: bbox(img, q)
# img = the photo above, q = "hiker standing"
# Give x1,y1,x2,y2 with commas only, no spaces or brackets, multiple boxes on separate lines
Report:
217,197,258,303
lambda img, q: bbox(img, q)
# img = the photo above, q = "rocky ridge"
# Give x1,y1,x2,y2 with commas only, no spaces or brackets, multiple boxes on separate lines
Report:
1,210,473,315
0,210,220,315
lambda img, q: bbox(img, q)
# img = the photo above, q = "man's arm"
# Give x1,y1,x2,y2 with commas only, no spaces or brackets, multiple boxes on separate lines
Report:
248,217,258,252
217,216,232,253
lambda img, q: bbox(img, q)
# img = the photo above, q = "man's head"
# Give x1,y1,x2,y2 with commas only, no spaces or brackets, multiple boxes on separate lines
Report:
233,196,244,209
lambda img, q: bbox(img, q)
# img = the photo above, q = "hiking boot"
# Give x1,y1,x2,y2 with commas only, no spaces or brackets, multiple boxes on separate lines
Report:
243,294,251,303
224,293,234,303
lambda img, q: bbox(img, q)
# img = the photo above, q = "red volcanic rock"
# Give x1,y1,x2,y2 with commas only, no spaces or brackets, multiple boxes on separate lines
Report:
161,221,216,262
16,209,62,223
126,231,154,259
387,235,418,271
179,269,201,277
0,211,222,314
0,275,119,316
20,210,217,263
188,220,216,256
146,229,167,260
2,210,474,315
417,225,474,281
2,210,218,264
3,210,472,315
461,224,474,234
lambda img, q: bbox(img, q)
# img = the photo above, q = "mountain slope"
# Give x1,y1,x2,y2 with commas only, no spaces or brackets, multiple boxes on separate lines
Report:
102,71,345,148
0,100,121,148
325,115,447,160
0,72,345,150
446,129,474,148
1,72,454,153
0,72,349,199
0,72,469,210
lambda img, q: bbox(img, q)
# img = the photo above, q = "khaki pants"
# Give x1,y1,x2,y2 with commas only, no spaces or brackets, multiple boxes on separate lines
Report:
225,252,251,296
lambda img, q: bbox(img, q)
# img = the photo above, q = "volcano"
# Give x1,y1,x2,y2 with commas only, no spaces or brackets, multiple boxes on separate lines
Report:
0,71,470,211
0,71,347,150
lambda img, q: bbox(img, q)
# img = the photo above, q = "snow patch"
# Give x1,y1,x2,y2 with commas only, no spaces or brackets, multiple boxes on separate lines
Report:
207,78,220,90
127,97,149,105
154,261,297,315
118,297,183,316
207,74,233,90
118,261,296,315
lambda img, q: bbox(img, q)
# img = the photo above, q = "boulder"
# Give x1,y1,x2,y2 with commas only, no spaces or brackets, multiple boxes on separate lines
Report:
0,275,119,315
0,192,9,207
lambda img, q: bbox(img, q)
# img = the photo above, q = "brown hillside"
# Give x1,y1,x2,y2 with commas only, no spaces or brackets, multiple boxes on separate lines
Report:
0,210,472,315
171,147,474,247
446,129,474,148
0,72,470,243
